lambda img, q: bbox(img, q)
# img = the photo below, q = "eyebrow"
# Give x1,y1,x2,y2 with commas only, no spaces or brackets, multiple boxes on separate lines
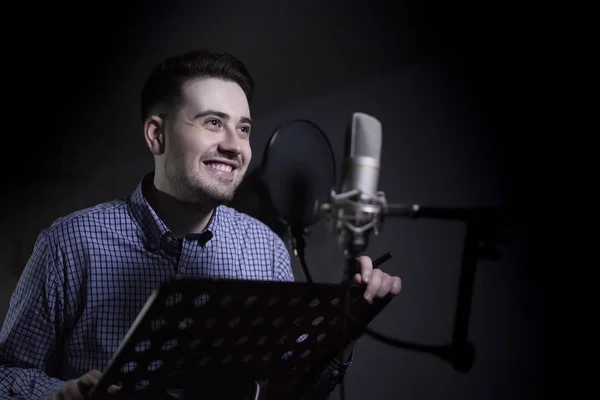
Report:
193,109,252,124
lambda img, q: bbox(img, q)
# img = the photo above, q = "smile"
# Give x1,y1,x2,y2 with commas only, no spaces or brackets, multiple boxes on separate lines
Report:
204,162,234,173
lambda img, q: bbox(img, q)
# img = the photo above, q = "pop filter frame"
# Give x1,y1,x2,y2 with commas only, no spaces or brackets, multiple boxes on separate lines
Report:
260,119,336,231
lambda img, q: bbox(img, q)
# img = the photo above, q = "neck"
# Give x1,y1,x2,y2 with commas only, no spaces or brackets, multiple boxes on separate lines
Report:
145,181,215,238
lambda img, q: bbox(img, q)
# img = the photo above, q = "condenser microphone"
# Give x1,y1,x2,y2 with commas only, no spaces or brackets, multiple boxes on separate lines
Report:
317,112,388,258
340,112,382,196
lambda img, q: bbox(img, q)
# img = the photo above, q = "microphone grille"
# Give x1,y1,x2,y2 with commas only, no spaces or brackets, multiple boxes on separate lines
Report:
350,112,382,160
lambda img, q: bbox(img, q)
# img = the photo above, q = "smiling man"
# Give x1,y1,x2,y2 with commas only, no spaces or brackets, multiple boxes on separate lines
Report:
0,50,402,400
143,74,255,239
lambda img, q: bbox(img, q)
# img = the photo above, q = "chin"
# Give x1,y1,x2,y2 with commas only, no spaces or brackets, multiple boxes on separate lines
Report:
212,191,235,203
200,185,237,204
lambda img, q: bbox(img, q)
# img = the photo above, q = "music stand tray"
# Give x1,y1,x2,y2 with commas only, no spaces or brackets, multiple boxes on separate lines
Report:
86,276,393,400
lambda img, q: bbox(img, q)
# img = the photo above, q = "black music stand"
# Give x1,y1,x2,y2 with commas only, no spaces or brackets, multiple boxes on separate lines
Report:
86,276,393,400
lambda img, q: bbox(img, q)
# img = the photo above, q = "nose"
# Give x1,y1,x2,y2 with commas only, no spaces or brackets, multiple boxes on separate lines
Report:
218,128,242,156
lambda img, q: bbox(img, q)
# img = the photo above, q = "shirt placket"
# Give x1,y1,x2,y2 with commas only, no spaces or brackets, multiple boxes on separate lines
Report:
177,237,198,276
159,233,182,273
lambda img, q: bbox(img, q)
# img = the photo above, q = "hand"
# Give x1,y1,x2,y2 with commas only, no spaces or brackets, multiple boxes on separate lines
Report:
51,370,121,400
354,255,402,303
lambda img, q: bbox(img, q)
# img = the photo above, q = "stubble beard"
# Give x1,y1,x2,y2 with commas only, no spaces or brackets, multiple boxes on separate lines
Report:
165,161,241,207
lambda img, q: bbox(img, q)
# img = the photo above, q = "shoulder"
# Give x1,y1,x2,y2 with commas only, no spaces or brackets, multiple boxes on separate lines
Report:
22,198,129,280
217,205,294,281
217,205,284,242
216,205,290,257
39,197,130,247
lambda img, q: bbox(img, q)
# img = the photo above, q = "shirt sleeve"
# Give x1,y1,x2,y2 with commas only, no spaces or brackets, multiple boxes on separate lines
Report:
0,231,66,399
273,234,294,282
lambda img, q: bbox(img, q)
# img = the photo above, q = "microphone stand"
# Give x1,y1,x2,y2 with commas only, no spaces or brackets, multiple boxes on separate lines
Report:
339,244,366,400
384,204,512,223
317,192,510,373
377,203,508,372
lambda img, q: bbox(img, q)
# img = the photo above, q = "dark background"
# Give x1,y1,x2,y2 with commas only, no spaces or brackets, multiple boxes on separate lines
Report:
1,1,542,398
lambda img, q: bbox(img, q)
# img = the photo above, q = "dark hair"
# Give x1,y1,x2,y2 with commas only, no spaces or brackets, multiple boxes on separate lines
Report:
140,49,255,123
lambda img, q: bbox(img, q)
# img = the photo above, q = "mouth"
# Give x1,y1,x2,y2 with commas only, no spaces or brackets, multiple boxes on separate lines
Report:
203,159,238,178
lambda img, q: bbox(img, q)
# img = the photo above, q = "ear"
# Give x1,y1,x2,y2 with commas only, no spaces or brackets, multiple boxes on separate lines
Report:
144,115,165,155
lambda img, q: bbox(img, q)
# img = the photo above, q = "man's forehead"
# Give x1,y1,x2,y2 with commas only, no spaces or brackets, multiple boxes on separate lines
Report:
181,77,250,117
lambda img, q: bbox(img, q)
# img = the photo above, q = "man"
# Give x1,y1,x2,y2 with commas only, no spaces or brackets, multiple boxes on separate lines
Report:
0,50,402,399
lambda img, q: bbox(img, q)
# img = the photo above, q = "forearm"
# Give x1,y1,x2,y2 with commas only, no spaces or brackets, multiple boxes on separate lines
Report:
0,365,64,400
0,232,67,399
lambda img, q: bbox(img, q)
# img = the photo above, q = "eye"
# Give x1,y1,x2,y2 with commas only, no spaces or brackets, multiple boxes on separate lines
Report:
239,125,251,136
205,119,222,128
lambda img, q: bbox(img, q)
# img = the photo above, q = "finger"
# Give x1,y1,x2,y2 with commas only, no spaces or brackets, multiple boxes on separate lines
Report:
87,370,103,379
78,373,99,387
364,269,383,302
376,275,394,298
77,372,100,396
50,389,65,400
391,276,402,295
354,272,362,284
108,384,122,394
356,256,373,283
62,381,86,400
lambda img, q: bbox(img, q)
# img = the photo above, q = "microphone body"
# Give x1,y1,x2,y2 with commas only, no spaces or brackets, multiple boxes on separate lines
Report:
340,112,382,196
318,112,388,258
316,111,509,268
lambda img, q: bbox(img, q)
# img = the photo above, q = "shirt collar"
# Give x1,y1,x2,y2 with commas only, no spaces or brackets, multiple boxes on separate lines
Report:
128,172,219,250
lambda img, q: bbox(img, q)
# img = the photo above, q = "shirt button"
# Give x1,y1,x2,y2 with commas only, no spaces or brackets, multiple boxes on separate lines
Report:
165,235,173,243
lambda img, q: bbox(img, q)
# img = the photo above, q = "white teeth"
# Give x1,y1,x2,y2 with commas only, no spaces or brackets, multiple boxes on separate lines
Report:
207,163,233,172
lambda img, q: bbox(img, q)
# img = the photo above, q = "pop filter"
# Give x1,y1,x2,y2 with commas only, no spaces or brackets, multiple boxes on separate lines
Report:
261,119,336,231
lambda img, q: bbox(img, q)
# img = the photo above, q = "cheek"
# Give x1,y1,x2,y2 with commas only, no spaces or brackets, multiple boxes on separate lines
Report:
168,131,210,158
243,143,252,164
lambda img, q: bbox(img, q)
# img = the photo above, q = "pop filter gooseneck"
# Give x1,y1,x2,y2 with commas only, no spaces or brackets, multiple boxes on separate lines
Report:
261,119,336,273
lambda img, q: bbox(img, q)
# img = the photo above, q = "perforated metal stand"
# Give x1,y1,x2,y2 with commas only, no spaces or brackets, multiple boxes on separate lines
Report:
86,276,392,400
